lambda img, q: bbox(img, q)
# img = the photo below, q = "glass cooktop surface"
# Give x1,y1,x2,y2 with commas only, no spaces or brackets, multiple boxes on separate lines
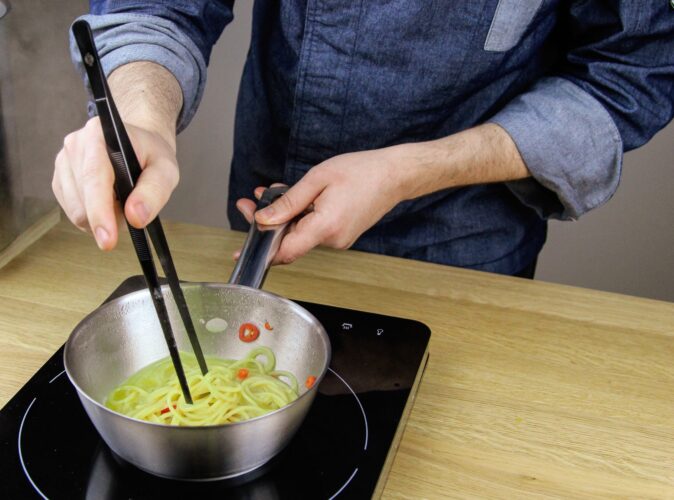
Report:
0,276,430,499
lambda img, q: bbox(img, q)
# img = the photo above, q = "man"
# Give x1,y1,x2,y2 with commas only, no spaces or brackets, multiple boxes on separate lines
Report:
53,1,674,277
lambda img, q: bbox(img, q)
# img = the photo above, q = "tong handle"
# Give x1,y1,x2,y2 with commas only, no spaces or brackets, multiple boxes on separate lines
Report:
72,22,142,203
146,221,209,375
73,22,153,267
106,152,151,258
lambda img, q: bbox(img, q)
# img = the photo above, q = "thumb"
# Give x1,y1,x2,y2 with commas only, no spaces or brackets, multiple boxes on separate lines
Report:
255,173,326,225
124,157,179,228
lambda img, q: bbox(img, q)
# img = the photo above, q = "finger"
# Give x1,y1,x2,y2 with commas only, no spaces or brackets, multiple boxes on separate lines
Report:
255,176,324,225
78,139,118,250
124,158,179,228
255,187,314,214
54,150,89,232
272,211,326,264
52,151,67,212
253,182,286,200
235,198,257,224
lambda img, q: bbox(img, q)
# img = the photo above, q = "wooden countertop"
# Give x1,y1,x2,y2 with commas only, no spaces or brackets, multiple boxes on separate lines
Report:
2,220,674,497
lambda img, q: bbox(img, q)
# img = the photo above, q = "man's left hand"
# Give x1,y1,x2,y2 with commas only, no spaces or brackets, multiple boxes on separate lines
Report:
235,146,413,264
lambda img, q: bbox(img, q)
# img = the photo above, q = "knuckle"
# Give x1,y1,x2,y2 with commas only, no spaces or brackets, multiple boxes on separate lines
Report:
54,148,64,165
167,164,180,189
322,219,352,250
140,177,171,204
148,175,169,194
63,132,77,151
324,218,353,250
276,239,303,265
52,159,62,188
84,118,104,139
83,120,105,147
311,164,334,182
84,117,99,130
333,237,352,250
279,252,298,265
308,163,326,176
322,218,341,240
69,207,88,228
278,192,296,213
80,160,102,183
280,255,295,265
303,167,324,187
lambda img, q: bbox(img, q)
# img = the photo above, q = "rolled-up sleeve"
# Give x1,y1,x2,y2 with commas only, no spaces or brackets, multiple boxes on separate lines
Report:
70,2,233,131
490,1,674,220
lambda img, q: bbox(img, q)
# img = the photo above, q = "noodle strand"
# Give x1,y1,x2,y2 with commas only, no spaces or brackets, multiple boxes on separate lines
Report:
105,347,299,426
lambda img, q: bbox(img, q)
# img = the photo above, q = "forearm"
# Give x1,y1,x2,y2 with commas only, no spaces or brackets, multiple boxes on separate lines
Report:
394,124,530,201
108,61,183,150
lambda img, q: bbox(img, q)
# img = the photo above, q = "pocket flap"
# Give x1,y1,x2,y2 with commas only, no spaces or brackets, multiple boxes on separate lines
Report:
484,0,545,52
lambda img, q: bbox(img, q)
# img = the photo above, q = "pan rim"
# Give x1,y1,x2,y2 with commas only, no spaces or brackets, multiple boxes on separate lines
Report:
63,281,332,431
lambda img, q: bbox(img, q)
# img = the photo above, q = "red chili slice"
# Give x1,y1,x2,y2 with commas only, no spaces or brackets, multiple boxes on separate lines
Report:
264,321,273,331
305,375,317,389
237,368,249,380
160,404,177,415
239,323,260,342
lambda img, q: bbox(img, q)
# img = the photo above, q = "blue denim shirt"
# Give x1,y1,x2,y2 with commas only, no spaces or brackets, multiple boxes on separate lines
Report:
74,1,674,275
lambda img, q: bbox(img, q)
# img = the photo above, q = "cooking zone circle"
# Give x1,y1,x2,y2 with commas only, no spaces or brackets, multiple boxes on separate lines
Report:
18,366,368,499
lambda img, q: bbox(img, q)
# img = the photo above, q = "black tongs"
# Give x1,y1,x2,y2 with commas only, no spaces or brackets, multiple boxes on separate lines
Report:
72,20,207,404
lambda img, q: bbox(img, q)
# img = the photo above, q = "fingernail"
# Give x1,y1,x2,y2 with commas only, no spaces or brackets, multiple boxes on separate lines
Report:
134,201,150,224
233,250,241,260
95,226,110,249
257,205,275,223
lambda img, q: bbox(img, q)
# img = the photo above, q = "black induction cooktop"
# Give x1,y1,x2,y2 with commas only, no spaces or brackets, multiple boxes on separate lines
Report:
0,276,430,499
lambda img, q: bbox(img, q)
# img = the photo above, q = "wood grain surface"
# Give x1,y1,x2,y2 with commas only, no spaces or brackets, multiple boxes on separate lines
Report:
0,206,60,270
1,220,674,498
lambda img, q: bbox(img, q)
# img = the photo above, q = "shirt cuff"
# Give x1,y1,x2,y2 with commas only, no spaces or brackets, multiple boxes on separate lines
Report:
69,13,207,132
489,77,623,220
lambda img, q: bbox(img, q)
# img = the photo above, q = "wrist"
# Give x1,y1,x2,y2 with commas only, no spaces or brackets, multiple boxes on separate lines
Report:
388,124,530,202
386,141,452,201
124,113,177,152
108,61,182,151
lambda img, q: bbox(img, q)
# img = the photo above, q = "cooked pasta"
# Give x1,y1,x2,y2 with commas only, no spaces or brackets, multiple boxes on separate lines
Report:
105,347,299,426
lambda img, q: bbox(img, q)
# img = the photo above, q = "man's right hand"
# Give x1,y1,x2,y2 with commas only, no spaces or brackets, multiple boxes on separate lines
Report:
52,116,180,250
53,61,183,250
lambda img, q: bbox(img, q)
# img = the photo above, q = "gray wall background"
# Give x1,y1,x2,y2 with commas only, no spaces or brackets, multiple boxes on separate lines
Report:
2,0,89,232
11,1,674,302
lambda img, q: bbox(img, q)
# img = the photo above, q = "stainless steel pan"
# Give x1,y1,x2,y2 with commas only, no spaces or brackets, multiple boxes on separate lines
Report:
64,188,331,480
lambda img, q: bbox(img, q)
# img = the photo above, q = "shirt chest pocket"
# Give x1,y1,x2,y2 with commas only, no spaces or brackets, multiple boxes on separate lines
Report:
484,0,545,52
